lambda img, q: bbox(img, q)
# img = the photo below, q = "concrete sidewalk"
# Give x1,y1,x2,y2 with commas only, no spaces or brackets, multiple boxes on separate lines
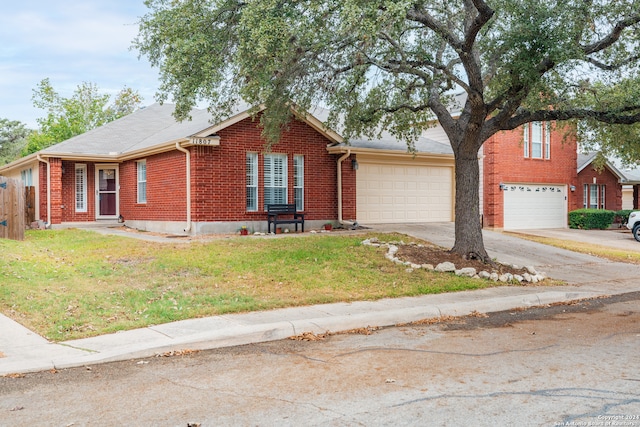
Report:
2,223,639,376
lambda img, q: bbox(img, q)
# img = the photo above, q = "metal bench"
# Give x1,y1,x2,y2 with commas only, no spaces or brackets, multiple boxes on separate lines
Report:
267,204,304,233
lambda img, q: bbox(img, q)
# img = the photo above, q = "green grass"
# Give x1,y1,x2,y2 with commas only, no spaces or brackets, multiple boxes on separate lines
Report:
2,229,499,341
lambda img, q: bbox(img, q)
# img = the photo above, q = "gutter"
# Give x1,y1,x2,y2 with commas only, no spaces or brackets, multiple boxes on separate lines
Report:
36,155,51,227
175,142,192,233
336,150,351,224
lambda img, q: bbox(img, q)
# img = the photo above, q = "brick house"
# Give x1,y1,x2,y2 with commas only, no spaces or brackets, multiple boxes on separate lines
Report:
577,152,640,211
0,103,456,234
481,122,580,229
423,117,580,229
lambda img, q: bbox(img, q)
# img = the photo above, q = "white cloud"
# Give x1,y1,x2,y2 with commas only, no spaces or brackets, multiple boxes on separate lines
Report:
0,1,159,127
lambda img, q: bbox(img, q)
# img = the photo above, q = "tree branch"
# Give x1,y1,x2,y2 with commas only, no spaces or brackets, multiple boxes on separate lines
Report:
582,14,640,54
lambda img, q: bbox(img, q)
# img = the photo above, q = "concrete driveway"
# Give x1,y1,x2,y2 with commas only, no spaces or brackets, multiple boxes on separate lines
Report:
369,222,640,291
509,226,640,253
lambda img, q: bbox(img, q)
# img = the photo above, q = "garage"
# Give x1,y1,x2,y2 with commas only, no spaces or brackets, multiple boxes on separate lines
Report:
503,183,567,230
356,158,454,223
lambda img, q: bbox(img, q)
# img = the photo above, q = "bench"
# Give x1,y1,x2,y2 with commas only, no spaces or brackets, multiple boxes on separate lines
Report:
267,204,304,233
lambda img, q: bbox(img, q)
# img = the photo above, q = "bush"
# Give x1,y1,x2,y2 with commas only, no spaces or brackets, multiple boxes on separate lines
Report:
568,209,616,229
614,210,634,226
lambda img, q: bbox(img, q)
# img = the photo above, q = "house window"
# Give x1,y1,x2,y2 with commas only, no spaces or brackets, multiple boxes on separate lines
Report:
531,122,543,158
294,155,304,211
20,168,33,186
264,154,287,208
600,185,606,209
524,121,550,159
589,184,598,209
75,164,87,212
583,184,588,208
246,153,258,211
544,123,551,159
137,160,147,204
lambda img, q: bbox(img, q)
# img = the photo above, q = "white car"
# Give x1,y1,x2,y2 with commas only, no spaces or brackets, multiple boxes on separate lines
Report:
626,211,640,242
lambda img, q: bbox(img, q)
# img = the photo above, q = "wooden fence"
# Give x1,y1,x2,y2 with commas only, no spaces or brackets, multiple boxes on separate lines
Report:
0,176,25,240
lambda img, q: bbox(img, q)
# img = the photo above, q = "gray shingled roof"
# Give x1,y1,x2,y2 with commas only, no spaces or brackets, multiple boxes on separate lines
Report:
38,102,452,158
41,103,214,156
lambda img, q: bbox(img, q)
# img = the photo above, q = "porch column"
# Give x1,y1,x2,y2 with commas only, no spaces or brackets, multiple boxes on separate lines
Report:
49,157,63,224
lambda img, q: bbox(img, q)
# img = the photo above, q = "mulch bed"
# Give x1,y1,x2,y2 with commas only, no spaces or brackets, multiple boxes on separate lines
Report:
396,244,530,276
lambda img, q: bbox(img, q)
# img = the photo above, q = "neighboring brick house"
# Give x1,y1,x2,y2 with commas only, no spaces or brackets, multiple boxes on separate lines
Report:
0,103,456,234
577,152,624,211
482,121,579,229
424,117,579,230
577,152,640,211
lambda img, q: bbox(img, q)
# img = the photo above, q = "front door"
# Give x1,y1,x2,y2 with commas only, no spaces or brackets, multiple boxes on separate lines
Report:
96,165,119,219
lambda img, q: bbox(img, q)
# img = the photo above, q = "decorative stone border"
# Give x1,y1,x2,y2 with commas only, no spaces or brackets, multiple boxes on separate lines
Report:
362,238,547,284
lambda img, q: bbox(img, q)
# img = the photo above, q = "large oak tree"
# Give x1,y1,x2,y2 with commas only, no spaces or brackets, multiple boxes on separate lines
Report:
134,0,640,262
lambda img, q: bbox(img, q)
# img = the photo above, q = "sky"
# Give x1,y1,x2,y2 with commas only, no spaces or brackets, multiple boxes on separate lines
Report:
0,1,160,128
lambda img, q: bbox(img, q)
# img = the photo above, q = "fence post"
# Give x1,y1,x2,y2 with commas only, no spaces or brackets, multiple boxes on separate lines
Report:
0,176,25,241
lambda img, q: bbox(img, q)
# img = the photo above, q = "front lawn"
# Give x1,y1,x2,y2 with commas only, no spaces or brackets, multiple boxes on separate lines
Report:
1,229,498,341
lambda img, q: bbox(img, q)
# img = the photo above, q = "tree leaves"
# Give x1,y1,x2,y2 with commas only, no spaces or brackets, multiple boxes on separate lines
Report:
23,79,142,155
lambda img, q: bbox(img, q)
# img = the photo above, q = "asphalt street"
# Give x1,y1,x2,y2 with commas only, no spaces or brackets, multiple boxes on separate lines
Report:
2,292,639,426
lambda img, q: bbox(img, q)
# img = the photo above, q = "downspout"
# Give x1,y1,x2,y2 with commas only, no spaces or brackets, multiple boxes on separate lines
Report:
175,142,192,233
37,155,51,227
336,150,351,224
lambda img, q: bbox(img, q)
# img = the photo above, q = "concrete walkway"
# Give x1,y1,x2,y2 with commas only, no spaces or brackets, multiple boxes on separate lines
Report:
2,223,639,376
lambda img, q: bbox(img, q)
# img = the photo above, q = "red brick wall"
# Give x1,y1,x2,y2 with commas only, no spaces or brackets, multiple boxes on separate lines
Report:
45,115,345,225
483,123,578,227
577,166,622,211
119,151,187,221
341,154,357,221
39,158,64,224
38,161,48,223
115,115,340,223
186,116,338,222
60,161,96,222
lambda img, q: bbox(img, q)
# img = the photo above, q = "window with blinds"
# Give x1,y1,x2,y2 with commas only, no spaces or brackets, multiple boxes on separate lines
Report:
137,160,147,204
264,154,287,208
294,155,304,211
75,164,87,212
246,153,258,211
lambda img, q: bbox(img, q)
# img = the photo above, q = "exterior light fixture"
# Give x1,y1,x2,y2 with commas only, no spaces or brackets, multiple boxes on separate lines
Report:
351,159,359,170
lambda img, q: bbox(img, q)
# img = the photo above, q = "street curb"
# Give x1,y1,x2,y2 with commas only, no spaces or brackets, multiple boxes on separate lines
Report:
0,290,602,376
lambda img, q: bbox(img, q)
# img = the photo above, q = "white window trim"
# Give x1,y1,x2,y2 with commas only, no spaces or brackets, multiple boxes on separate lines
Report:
524,121,551,159
589,184,598,209
544,122,551,159
264,153,288,209
137,160,147,204
75,164,87,213
530,122,543,159
246,153,258,211
294,155,304,211
21,168,33,186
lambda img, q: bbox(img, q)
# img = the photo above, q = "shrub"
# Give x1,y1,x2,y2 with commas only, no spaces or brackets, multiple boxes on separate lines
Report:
568,209,615,229
614,210,634,226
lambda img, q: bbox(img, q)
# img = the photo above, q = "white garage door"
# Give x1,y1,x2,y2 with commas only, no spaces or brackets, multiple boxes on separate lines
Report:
503,184,567,230
356,161,453,223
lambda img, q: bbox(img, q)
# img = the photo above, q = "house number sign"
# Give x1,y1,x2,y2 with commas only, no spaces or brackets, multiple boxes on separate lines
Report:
189,137,219,145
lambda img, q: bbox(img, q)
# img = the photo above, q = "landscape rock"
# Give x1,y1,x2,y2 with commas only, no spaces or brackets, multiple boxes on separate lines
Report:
455,267,477,277
435,262,456,272
478,271,491,279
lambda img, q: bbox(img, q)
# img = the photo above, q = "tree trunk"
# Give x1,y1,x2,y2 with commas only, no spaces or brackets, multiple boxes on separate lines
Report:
450,150,491,263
